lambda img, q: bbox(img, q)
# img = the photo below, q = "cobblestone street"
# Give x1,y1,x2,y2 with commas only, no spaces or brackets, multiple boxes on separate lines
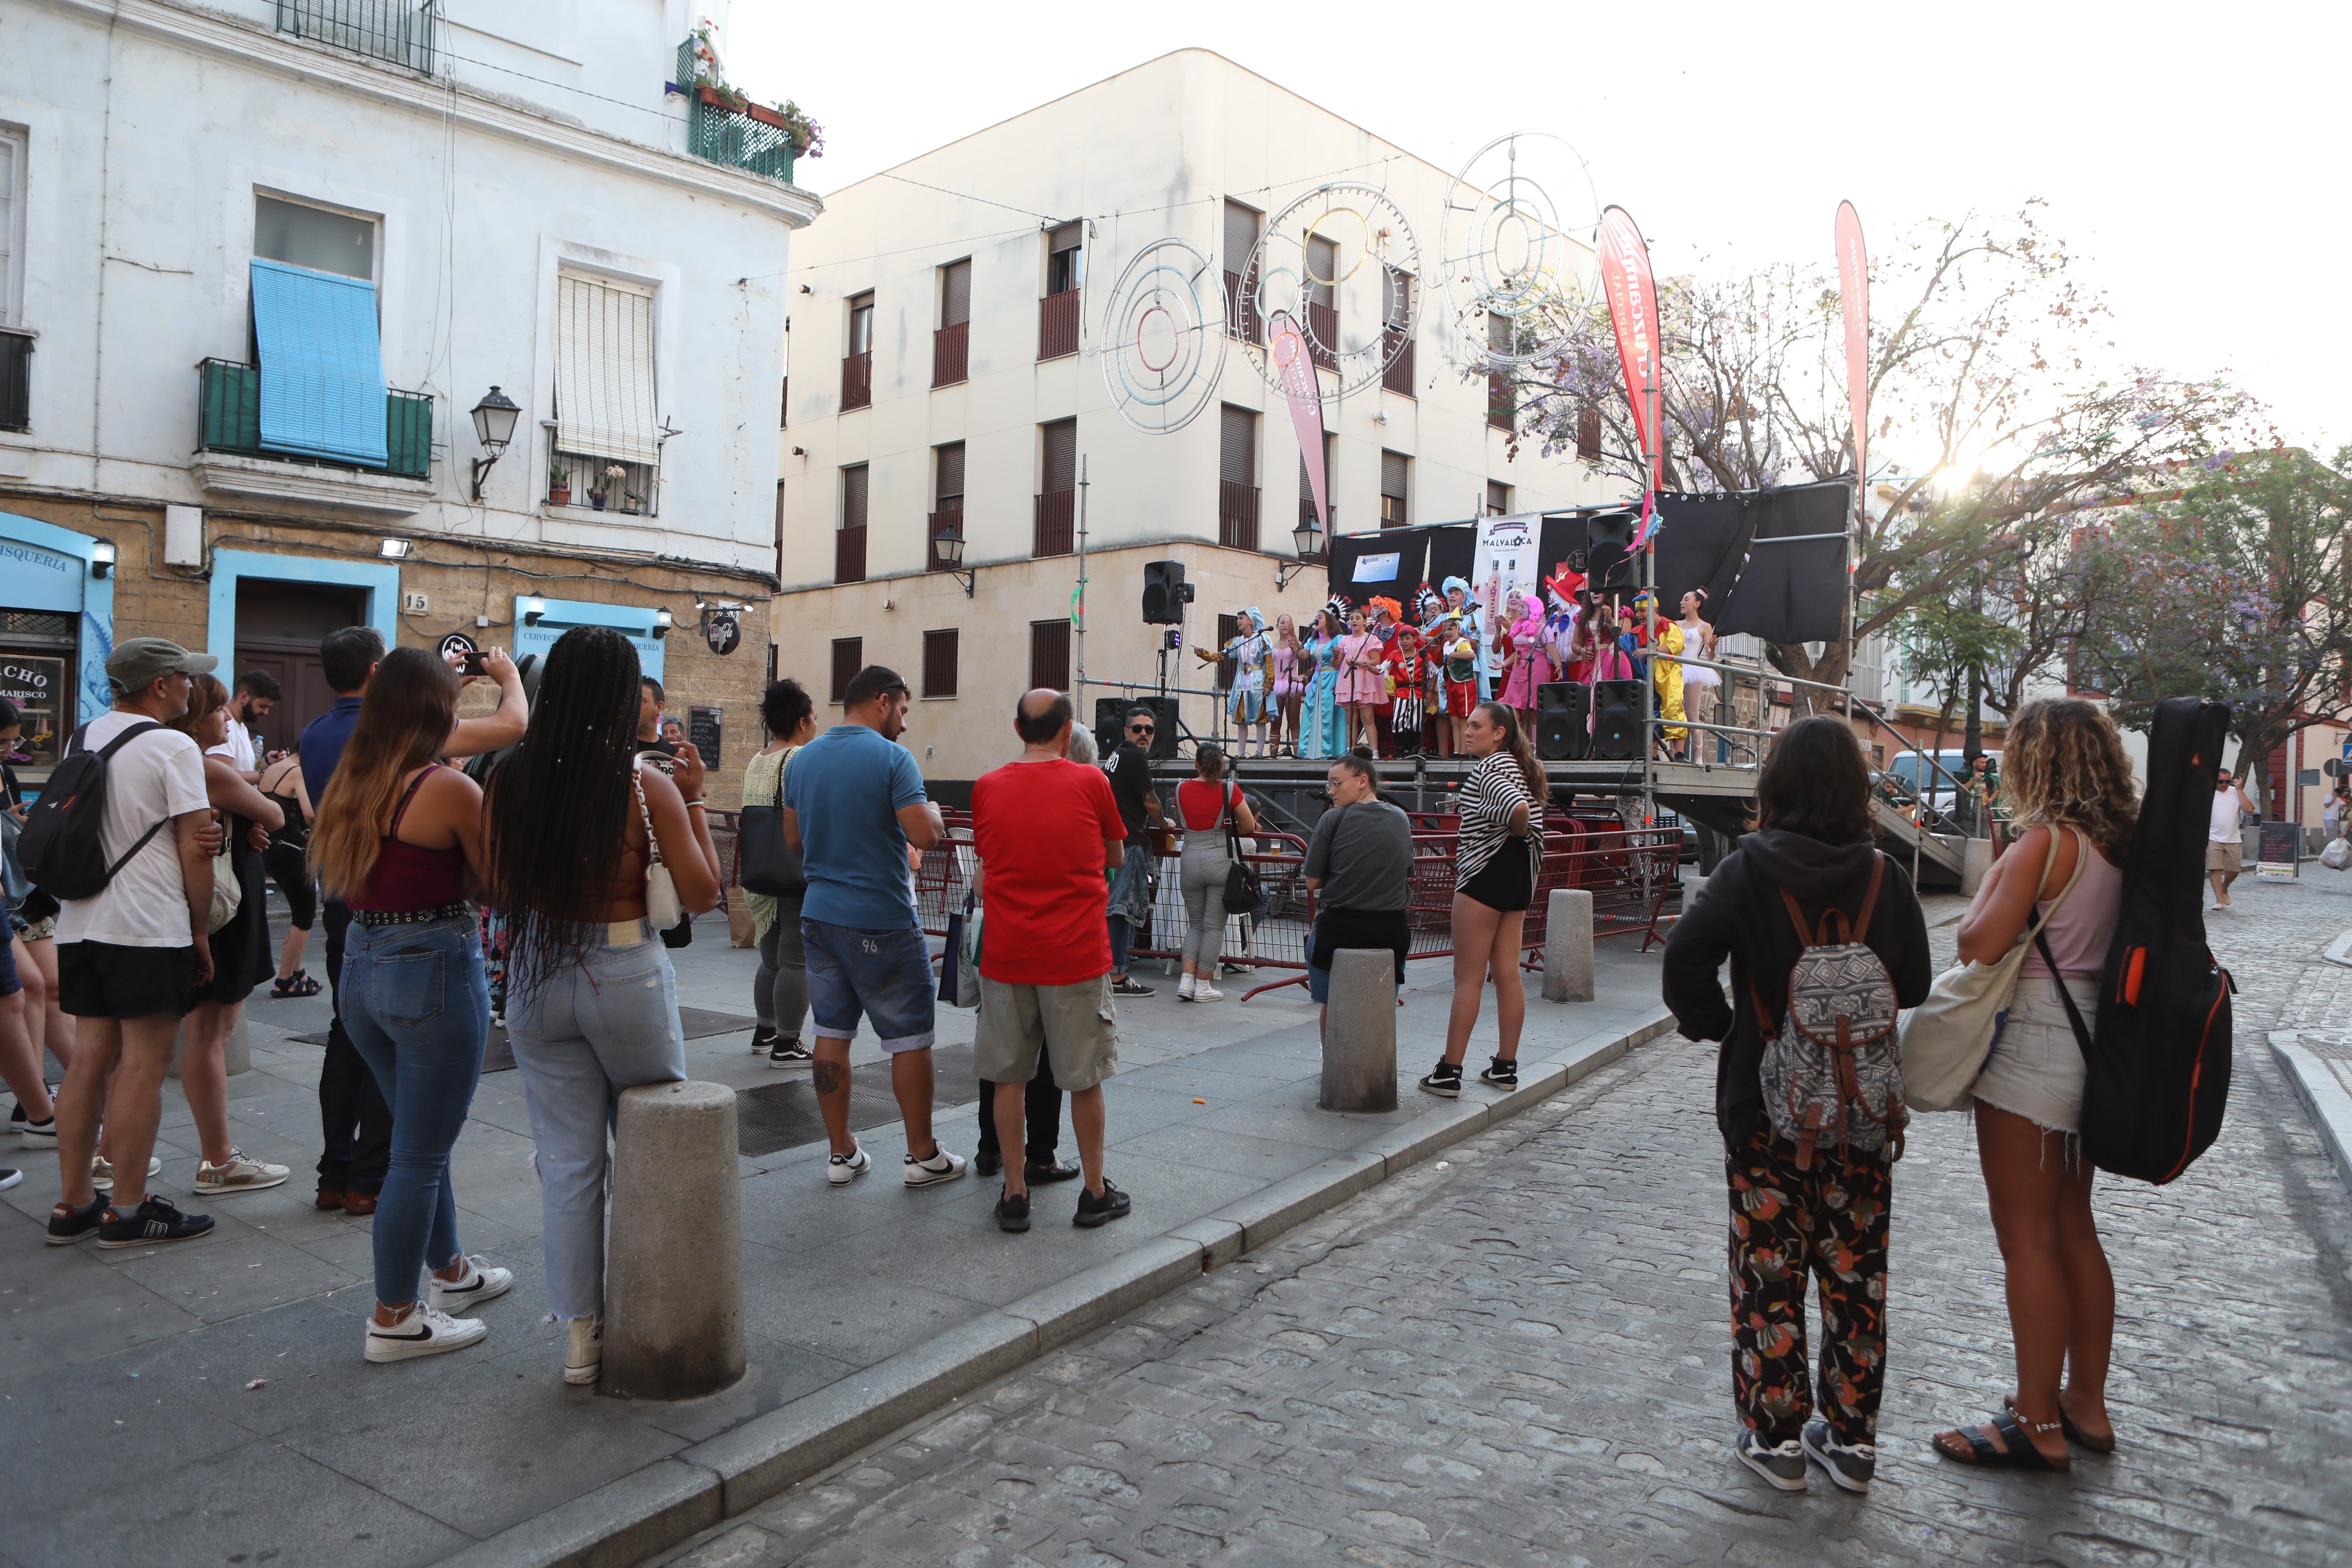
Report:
649,875,2352,1568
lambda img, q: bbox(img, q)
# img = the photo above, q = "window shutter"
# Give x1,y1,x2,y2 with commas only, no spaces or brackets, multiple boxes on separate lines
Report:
250,259,389,466
923,629,959,699
830,638,863,704
1306,234,1337,308
935,442,965,505
840,464,868,530
1220,405,1255,485
0,134,20,326
1381,449,1407,499
1487,308,1511,353
1487,480,1511,515
1223,201,1258,269
942,260,970,328
1029,619,1071,693
555,272,660,465
1042,418,1076,493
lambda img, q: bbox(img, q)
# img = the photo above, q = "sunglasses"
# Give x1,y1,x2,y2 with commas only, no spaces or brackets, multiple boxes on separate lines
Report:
1128,723,1155,733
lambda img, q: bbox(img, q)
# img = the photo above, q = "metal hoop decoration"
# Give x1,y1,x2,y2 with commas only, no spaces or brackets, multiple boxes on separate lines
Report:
1439,131,1602,369
1099,236,1229,434
1240,182,1420,400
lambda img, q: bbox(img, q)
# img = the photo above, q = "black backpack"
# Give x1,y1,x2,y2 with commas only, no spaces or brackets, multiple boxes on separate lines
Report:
17,720,170,901
2041,696,2233,1184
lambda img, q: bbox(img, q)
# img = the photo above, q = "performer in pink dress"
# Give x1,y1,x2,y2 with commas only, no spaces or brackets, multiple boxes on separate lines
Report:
1269,613,1306,757
1336,608,1388,753
1496,592,1551,734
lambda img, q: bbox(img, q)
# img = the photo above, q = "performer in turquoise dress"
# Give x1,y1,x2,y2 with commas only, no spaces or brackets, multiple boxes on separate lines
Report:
1302,606,1347,758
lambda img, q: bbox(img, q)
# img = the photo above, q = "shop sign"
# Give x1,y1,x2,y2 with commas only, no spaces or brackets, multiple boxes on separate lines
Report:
0,655,65,768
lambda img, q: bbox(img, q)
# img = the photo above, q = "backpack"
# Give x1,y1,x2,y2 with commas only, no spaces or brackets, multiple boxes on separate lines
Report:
16,720,169,901
1751,853,1907,1169
2045,696,2233,1184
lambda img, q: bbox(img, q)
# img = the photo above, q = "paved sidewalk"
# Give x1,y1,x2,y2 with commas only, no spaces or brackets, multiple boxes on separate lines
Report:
0,905,1674,1568
641,876,2352,1568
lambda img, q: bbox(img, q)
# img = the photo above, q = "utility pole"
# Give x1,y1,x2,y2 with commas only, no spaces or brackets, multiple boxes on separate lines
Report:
1962,567,1984,765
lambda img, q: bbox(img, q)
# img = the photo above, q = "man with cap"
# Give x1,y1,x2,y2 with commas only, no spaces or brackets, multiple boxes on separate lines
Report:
43,639,224,1248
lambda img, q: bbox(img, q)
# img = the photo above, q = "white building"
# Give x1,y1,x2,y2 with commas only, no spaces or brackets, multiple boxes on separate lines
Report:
0,0,816,799
772,49,1616,786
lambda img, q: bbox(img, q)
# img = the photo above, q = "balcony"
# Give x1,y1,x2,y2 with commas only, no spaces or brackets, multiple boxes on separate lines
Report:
276,0,437,75
834,524,867,584
674,43,802,185
547,448,658,518
840,350,871,411
193,359,433,513
1381,331,1415,397
933,322,967,388
927,507,962,572
1033,489,1074,558
1038,289,1081,362
779,375,787,429
1488,370,1515,432
0,328,30,431
1306,301,1338,373
1219,481,1260,551
1223,269,1260,345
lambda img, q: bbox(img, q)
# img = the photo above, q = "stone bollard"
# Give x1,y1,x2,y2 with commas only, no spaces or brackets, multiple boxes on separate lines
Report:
1320,949,1398,1112
603,1081,745,1400
167,1017,249,1081
1541,888,1595,1003
1961,837,1994,896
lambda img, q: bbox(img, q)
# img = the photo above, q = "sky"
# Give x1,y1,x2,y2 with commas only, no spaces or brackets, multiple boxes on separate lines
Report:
727,0,2347,458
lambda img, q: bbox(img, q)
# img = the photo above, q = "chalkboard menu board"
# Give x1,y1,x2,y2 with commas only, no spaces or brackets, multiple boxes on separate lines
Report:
2256,819,2299,880
688,705,722,771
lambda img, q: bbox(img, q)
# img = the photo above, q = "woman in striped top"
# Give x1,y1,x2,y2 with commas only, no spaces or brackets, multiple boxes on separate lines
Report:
1420,701,1547,1097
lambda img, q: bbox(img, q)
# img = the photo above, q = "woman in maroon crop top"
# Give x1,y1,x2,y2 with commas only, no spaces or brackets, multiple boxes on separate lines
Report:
312,648,508,1365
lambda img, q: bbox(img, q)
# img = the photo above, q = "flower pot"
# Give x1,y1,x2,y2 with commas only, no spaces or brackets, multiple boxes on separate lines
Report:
697,84,797,136
591,494,606,511
622,504,641,515
549,485,570,506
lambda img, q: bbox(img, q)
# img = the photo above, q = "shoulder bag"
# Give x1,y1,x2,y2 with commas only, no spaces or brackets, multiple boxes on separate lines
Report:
633,758,683,930
1220,784,1263,915
207,829,243,934
737,746,806,897
1898,827,2087,1113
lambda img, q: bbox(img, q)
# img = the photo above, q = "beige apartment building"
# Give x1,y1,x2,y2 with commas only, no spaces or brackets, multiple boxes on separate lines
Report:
771,49,1612,787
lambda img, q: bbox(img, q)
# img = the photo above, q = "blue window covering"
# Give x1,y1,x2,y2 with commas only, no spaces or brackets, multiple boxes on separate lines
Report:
251,258,388,466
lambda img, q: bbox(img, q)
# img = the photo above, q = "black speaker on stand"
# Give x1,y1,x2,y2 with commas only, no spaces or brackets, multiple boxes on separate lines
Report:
1590,679,1644,761
1536,682,1591,761
1141,561,1193,623
1093,697,1129,757
1095,695,1180,760
1586,512,1640,592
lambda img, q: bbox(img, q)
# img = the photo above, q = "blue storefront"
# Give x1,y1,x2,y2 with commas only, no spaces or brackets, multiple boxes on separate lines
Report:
512,596,665,682
0,511,117,775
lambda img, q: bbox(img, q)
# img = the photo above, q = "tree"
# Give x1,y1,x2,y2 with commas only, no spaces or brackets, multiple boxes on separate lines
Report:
1497,206,2253,709
2077,446,2352,818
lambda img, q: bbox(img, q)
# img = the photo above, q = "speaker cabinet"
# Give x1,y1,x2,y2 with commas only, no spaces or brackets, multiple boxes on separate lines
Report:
1141,560,1191,624
1585,512,1639,591
1099,695,1180,760
1536,681,1590,761
1590,679,1644,761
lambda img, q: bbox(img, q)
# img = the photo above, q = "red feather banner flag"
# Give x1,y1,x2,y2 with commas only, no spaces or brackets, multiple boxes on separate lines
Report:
1597,206,1664,545
1835,200,1869,504
1267,309,1328,536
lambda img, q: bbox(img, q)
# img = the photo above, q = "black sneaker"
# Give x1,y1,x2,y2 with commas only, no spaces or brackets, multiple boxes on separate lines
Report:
1479,1056,1519,1089
749,1023,778,1056
1110,976,1155,998
1073,1179,1132,1228
994,1189,1031,1233
96,1195,215,1250
47,1191,107,1246
1418,1060,1463,1099
767,1037,814,1067
1025,1159,1082,1184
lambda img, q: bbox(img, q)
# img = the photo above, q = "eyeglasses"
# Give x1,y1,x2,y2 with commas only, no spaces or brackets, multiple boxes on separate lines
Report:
1128,724,1155,734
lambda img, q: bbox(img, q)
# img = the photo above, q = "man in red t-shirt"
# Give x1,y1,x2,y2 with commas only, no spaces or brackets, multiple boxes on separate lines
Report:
971,690,1132,1234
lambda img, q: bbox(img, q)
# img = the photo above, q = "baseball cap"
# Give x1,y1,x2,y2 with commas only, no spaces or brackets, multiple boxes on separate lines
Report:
107,637,219,693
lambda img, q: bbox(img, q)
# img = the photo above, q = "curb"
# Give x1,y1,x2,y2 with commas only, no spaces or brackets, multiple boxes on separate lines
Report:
2270,1031,2352,1198
438,1004,1678,1568
2325,930,2352,969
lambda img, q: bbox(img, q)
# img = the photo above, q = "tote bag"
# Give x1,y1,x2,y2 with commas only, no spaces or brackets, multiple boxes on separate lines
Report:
738,746,806,897
1219,786,1263,914
1898,827,2085,1113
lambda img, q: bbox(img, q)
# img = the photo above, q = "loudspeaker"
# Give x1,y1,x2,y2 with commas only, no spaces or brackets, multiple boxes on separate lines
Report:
1093,697,1129,757
1590,679,1643,761
1133,695,1180,759
1100,695,1180,760
1586,512,1639,591
1536,682,1590,762
1142,561,1193,624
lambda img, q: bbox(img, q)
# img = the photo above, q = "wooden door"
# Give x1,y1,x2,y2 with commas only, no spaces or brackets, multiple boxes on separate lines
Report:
233,636,337,759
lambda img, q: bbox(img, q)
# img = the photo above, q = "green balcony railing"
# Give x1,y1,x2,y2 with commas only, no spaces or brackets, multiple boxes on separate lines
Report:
197,359,433,479
675,38,799,184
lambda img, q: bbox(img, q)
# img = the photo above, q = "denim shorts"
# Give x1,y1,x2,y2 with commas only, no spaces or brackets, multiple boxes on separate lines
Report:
802,917,936,1052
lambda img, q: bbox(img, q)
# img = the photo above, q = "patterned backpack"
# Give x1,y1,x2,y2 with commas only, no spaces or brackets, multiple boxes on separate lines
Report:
1751,854,1907,1168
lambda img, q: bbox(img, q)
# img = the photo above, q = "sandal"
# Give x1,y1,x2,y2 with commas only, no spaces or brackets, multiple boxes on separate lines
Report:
271,971,322,999
2006,1394,2115,1455
1933,1406,2069,1471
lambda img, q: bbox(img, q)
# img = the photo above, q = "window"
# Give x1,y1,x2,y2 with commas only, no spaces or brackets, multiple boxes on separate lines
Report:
276,0,437,73
1040,228,1082,360
835,464,867,584
843,290,874,410
1035,418,1076,556
1220,404,1259,550
1305,232,1338,371
773,479,786,579
923,629,960,699
552,270,658,511
1487,309,1514,430
256,193,375,280
848,291,875,355
248,193,391,468
830,638,863,705
779,376,788,428
1380,450,1408,529
934,259,969,387
0,127,25,326
1223,199,1260,343
1381,265,1415,395
929,442,964,572
1576,404,1602,463
1030,618,1071,694
1047,223,1083,296
1486,481,1512,516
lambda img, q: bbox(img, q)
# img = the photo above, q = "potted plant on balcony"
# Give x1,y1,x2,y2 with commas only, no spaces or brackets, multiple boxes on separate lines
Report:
548,460,571,507
767,100,825,158
622,490,645,516
589,463,624,511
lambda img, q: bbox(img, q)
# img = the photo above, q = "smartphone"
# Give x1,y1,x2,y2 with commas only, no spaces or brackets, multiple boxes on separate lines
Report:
459,649,489,677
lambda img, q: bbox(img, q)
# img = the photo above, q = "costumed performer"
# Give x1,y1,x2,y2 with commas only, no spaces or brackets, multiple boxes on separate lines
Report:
1270,612,1306,758
1387,625,1429,758
1302,605,1347,758
1337,606,1388,754
1496,590,1550,737
1438,577,1484,733
1223,608,1275,758
1677,590,1720,759
1641,593,1687,759
1366,596,1404,753
1438,615,1478,758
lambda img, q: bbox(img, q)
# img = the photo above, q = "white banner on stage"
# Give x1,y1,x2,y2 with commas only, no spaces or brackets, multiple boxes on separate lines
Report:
1472,512,1539,624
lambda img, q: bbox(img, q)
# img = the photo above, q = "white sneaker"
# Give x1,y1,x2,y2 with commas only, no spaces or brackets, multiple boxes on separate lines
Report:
1177,975,1197,1001
427,1254,514,1314
827,1144,870,1187
564,1317,602,1386
90,1154,162,1192
194,1148,291,1195
1191,983,1224,1002
365,1304,486,1363
903,1146,967,1188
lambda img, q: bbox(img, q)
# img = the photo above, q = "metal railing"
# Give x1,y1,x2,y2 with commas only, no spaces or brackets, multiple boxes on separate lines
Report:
1219,480,1260,550
1306,300,1338,371
1381,330,1414,396
196,358,432,479
0,328,29,431
839,351,871,411
932,322,967,387
833,524,866,584
926,507,961,572
277,0,437,74
1222,268,1260,345
1033,489,1075,558
1038,289,1081,361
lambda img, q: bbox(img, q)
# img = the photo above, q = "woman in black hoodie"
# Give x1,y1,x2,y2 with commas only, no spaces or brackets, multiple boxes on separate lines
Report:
1662,717,1931,1496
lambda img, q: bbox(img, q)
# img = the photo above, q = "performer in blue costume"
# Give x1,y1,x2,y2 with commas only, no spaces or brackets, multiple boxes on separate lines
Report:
1301,604,1347,758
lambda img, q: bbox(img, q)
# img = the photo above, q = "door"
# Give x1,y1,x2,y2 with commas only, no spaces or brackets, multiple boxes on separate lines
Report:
232,579,366,757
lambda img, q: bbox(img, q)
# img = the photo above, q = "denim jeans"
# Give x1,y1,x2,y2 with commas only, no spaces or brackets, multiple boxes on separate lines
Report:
505,921,686,1321
316,899,393,1197
339,914,488,1306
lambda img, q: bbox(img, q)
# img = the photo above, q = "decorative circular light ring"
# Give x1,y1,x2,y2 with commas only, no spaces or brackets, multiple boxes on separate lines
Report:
1099,237,1228,434
1239,182,1420,400
1440,131,1602,370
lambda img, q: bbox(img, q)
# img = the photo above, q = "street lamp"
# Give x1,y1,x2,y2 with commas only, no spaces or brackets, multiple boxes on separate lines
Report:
652,607,673,640
89,539,117,579
933,527,974,597
522,596,546,627
468,386,523,501
1277,515,1322,590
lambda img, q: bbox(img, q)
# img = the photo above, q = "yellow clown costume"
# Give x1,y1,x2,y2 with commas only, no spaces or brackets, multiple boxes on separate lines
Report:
1652,616,1687,746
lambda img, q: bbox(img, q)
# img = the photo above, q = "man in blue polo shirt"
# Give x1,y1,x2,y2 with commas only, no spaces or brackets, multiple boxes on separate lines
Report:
783,664,964,1191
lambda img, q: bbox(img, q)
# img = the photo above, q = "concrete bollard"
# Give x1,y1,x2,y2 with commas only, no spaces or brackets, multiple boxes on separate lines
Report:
1320,949,1398,1112
603,1081,746,1400
1541,888,1595,1003
1961,837,1994,896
